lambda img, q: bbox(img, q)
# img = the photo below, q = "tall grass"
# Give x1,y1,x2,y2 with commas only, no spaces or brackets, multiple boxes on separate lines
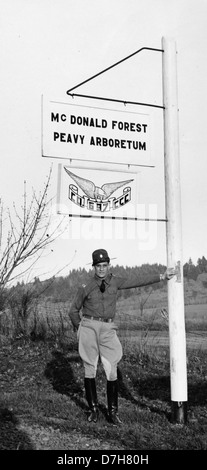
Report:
0,293,207,352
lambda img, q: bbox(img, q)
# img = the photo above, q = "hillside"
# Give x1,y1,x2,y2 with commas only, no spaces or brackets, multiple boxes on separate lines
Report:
6,258,207,307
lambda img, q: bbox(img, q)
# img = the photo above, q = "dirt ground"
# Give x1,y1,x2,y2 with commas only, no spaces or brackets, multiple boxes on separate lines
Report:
1,336,207,454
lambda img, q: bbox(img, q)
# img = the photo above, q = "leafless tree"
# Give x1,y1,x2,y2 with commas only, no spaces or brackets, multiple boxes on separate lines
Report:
0,166,65,288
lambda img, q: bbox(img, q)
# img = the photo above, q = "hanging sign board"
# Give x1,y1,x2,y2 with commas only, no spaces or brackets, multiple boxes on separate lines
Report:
57,164,140,218
42,96,152,167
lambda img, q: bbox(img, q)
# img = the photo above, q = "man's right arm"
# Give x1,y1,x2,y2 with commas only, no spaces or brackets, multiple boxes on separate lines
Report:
69,286,85,330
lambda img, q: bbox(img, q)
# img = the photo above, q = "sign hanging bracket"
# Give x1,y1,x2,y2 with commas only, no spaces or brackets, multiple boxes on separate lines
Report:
67,92,164,110
66,46,164,110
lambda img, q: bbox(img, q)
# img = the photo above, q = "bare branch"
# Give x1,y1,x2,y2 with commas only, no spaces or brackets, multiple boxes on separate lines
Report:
0,166,66,288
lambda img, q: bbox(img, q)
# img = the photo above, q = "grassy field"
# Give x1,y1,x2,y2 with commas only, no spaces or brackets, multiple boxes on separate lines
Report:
1,337,207,450
0,294,207,462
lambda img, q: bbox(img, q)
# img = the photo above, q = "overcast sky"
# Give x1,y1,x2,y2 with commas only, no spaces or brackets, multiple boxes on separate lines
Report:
0,0,207,282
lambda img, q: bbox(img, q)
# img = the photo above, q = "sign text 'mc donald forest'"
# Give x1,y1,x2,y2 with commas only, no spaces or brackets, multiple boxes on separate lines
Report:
42,97,152,166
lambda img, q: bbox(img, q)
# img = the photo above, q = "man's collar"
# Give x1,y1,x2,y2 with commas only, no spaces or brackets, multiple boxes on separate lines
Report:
94,272,112,285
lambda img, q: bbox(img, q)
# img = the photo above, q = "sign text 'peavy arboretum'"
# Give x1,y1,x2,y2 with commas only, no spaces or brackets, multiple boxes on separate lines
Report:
42,98,152,166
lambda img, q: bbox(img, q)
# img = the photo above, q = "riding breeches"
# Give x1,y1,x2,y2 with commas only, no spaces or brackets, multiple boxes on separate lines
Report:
77,317,123,380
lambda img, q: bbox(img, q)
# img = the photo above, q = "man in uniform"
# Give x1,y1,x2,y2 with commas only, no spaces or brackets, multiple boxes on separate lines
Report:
69,248,175,425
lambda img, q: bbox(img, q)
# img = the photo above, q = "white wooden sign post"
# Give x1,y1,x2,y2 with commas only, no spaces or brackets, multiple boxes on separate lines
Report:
162,37,188,423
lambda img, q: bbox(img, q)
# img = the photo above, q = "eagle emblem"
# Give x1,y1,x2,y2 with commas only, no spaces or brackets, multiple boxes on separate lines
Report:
64,167,134,202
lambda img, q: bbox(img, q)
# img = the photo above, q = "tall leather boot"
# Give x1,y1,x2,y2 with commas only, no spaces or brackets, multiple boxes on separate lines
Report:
84,378,99,423
107,379,122,425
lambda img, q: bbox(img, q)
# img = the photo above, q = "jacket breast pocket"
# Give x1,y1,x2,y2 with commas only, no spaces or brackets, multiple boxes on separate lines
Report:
87,290,100,301
107,286,117,295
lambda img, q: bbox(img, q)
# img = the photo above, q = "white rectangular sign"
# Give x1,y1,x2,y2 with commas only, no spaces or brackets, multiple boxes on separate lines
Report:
57,164,140,219
42,97,152,166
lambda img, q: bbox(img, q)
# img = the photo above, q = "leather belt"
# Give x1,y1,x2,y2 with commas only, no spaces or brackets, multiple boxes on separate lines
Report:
83,314,113,323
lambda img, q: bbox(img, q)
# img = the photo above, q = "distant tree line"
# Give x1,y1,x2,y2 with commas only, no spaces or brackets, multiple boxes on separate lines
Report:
35,256,207,302
11,256,207,302
183,256,207,281
28,262,165,303
2,256,207,309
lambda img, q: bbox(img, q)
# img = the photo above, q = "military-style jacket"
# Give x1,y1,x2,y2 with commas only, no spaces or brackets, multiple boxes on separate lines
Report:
69,271,161,328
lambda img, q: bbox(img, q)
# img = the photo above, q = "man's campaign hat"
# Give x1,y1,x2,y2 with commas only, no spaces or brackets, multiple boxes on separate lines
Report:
92,249,110,266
